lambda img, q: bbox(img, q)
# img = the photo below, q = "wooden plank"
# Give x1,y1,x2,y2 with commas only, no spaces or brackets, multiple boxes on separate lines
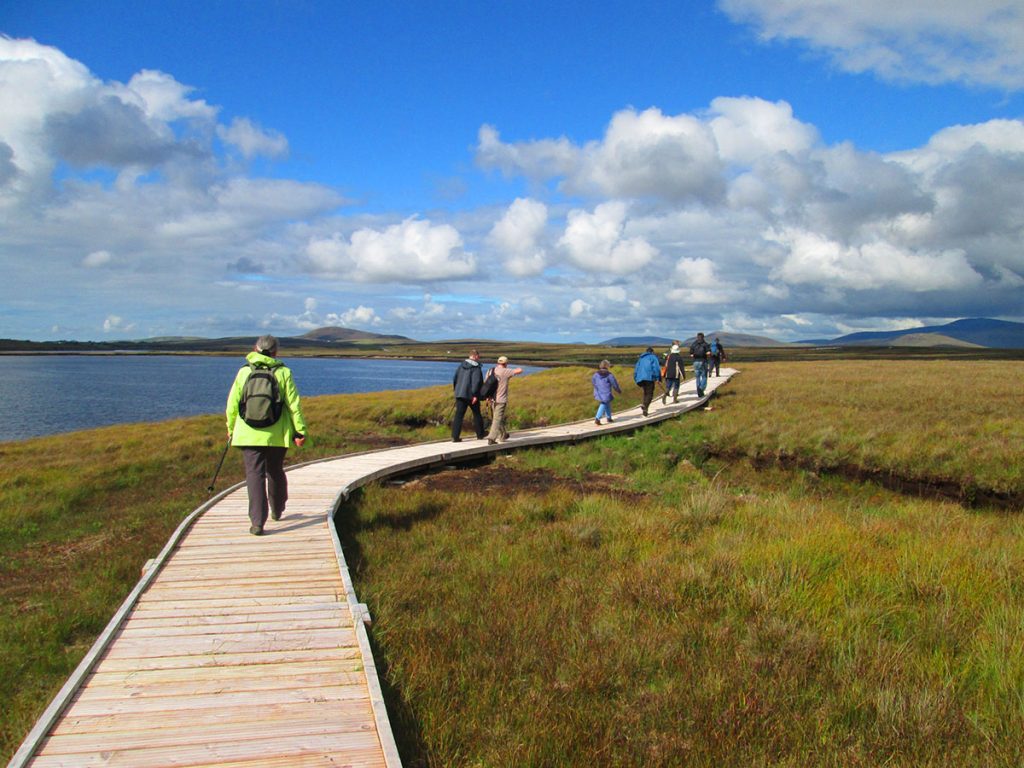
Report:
43,710,378,754
65,682,371,716
84,658,363,689
30,731,386,767
73,670,369,701
100,628,357,659
50,697,373,736
88,645,362,673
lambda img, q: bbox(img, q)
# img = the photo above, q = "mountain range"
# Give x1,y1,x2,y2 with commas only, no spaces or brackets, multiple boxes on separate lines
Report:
800,318,1024,349
600,332,786,348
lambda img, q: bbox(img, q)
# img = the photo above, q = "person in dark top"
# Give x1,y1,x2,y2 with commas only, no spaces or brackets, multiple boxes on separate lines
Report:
662,343,685,404
689,333,711,398
710,337,726,377
451,349,485,442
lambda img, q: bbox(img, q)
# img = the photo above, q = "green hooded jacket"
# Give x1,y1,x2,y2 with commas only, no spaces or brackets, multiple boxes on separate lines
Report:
226,351,309,447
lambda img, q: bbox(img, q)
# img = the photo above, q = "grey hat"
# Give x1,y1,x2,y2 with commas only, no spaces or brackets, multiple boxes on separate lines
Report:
255,334,278,354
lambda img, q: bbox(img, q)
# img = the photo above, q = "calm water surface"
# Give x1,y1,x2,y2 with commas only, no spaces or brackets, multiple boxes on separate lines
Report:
2,355,537,442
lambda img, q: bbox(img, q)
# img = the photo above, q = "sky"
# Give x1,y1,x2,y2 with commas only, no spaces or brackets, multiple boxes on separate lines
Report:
2,1,1023,343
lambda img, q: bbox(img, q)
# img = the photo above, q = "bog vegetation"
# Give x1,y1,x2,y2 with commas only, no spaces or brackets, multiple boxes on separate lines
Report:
2,360,1023,765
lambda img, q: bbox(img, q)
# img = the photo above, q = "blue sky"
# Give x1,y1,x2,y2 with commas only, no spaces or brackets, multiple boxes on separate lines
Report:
2,1,1023,342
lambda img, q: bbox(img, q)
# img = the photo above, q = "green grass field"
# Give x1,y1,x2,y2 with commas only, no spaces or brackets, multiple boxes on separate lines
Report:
2,360,1023,765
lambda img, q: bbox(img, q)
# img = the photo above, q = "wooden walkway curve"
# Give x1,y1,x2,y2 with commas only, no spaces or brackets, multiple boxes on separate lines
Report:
10,369,737,768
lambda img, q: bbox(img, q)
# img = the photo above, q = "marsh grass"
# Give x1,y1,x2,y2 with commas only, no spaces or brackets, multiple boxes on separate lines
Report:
708,360,1024,497
3,358,1024,765
344,450,1024,766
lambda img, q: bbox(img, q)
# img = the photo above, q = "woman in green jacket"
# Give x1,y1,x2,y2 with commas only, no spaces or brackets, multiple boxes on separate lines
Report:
226,335,308,535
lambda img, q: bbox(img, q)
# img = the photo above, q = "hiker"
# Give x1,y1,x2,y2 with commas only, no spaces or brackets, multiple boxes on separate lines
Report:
710,337,726,377
226,335,308,536
689,332,712,398
662,343,685,404
485,355,524,444
633,346,662,416
592,359,622,425
451,349,485,442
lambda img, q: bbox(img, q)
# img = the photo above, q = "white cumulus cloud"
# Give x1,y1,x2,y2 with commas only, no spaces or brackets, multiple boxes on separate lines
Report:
767,227,984,291
559,201,658,274
305,217,476,282
487,197,549,276
218,117,289,159
720,0,1024,89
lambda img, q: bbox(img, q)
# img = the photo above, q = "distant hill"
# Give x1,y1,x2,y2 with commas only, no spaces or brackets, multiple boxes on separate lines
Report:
808,318,1024,348
682,331,789,348
300,326,413,343
600,332,786,348
885,333,983,348
599,336,676,347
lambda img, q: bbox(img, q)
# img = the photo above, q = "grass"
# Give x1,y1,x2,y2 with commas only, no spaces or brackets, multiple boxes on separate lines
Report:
2,358,1023,765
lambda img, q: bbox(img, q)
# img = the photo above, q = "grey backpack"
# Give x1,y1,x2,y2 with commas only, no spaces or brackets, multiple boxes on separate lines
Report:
239,363,283,428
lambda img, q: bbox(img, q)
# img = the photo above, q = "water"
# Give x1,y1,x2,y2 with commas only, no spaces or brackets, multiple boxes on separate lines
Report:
1,355,538,442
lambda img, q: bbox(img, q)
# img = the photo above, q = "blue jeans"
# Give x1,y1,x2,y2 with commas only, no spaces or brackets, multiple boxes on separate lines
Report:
595,402,613,421
693,360,708,395
665,378,680,397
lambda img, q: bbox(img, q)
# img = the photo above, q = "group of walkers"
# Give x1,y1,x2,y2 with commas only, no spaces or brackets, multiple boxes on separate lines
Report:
223,333,724,535
594,333,726,423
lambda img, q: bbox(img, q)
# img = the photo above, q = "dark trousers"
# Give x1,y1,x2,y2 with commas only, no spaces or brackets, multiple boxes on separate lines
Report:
711,355,721,376
241,446,288,528
452,398,484,440
639,380,656,413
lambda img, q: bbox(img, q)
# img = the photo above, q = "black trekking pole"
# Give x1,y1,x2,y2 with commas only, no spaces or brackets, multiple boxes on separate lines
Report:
207,437,231,492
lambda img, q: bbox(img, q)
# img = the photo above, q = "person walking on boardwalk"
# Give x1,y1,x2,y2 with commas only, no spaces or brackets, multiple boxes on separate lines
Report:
452,349,485,442
226,335,308,536
485,355,524,444
710,337,726,377
592,359,622,425
662,343,685,404
690,332,712,398
633,346,662,416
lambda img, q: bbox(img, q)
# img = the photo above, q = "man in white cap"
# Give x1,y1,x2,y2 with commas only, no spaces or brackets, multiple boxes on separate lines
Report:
485,355,523,444
662,341,685,404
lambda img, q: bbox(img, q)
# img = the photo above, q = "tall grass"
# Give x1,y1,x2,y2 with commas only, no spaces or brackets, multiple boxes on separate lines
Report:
706,361,1024,496
4,359,1023,765
344,430,1024,766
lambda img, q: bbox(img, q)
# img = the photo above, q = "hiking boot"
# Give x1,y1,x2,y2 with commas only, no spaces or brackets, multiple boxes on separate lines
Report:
607,418,614,423
271,508,283,521
641,408,648,417
662,393,667,405
452,437,462,443
249,525,263,536
673,395,678,403
595,419,601,426
487,438,497,445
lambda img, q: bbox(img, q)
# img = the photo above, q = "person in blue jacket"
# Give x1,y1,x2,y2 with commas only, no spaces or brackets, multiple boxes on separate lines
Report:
591,359,622,425
633,346,662,416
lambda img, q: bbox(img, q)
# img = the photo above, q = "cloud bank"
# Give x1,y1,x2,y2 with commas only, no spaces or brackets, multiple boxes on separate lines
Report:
1,34,1022,343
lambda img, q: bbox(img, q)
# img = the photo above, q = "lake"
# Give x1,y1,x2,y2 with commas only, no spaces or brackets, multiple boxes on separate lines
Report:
2,355,539,442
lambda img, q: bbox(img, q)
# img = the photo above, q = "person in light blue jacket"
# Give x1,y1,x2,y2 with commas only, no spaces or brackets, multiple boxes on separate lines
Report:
591,360,622,425
633,346,662,416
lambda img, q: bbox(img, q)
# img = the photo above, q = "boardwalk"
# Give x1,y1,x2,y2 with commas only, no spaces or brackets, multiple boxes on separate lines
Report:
10,370,736,768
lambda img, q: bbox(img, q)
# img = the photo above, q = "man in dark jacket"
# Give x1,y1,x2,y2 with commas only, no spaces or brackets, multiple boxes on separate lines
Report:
689,333,712,398
451,349,485,442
